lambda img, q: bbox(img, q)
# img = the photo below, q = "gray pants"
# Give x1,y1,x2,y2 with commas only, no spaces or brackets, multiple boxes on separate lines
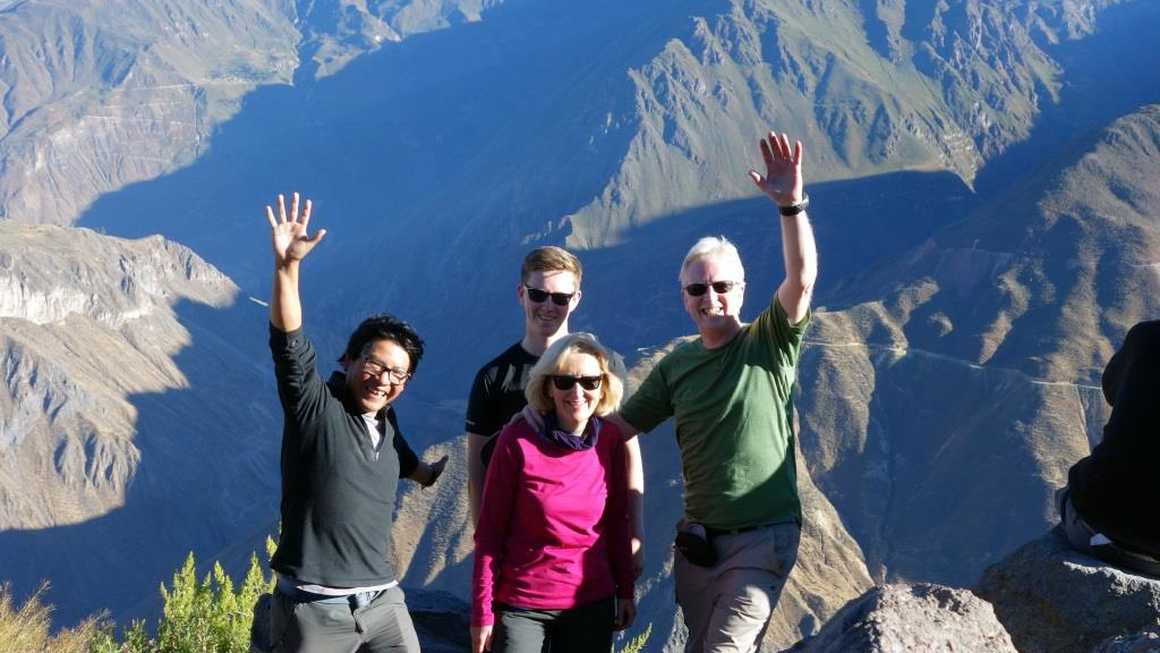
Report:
270,585,420,653
674,521,800,653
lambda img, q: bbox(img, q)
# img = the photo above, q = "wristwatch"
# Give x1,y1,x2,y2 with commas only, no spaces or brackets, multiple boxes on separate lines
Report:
779,194,809,217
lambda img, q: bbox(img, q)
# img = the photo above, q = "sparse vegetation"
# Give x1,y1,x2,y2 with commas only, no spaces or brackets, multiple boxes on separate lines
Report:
616,622,652,653
0,538,276,653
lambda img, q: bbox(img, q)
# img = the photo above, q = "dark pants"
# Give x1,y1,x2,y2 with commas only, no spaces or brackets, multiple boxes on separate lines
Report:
493,596,615,653
1058,487,1160,578
270,585,420,653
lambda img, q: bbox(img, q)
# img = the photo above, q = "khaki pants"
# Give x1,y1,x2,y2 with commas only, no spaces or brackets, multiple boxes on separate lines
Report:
674,521,800,653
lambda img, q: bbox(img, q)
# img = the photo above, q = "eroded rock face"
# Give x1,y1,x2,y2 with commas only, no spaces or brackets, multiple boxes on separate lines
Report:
976,528,1160,653
784,583,1016,653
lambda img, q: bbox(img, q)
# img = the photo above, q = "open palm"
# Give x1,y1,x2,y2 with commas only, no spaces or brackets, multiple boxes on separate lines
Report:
266,192,325,265
747,131,804,207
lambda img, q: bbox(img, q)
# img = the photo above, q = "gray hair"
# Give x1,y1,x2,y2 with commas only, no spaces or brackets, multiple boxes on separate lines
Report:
679,236,744,283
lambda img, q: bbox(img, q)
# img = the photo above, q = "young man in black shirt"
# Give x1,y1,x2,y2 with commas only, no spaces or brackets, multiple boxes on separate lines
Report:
264,192,441,652
465,247,644,574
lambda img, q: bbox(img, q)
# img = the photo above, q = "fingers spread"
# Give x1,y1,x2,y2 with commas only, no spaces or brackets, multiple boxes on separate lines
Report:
793,139,803,165
290,192,300,222
747,169,763,188
759,137,774,169
276,194,287,222
300,198,313,230
265,205,277,229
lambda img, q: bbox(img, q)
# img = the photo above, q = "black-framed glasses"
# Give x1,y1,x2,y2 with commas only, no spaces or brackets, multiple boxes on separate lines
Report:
524,285,575,306
550,375,603,391
684,280,743,296
362,358,412,384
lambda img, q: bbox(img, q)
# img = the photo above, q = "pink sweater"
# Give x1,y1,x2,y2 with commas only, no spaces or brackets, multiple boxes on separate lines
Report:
472,417,633,627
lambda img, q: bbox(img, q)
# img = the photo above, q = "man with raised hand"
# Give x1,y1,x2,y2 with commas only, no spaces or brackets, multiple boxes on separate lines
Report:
465,247,645,574
612,131,817,652
264,192,431,652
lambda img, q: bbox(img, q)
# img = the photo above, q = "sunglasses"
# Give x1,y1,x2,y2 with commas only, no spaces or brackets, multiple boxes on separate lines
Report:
683,280,742,296
550,375,603,391
525,285,575,306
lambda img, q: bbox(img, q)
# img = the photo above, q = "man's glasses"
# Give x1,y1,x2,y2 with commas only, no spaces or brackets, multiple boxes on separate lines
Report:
550,375,603,391
362,358,412,384
683,280,743,296
524,285,575,306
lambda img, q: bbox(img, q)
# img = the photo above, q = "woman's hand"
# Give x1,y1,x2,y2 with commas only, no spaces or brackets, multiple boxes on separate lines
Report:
614,597,636,631
471,625,494,653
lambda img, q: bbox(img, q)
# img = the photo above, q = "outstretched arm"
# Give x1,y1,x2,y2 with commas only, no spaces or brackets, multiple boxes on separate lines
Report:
267,192,326,332
748,132,817,325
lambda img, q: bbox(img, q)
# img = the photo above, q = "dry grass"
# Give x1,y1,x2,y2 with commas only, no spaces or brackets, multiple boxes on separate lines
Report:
0,583,102,653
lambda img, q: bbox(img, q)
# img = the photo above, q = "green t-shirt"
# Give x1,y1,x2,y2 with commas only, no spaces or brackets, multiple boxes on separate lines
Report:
620,297,809,529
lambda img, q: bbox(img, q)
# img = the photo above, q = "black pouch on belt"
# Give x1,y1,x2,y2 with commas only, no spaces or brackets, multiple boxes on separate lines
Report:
675,523,718,567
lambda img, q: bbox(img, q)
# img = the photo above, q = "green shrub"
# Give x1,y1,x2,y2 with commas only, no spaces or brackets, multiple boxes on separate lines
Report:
615,622,652,653
0,582,102,653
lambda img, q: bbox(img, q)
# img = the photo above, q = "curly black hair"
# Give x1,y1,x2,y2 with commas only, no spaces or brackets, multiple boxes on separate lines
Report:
339,313,425,374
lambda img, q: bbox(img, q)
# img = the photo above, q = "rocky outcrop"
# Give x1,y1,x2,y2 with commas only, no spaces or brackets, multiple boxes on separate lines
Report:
1092,626,1160,653
784,583,1016,653
976,528,1160,653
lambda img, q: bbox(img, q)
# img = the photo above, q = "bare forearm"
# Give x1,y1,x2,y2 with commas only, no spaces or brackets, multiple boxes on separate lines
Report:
777,210,817,324
270,262,303,332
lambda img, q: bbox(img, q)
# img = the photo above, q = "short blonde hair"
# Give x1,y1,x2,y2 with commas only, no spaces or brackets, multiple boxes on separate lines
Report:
679,236,744,283
521,246,583,285
525,333,625,417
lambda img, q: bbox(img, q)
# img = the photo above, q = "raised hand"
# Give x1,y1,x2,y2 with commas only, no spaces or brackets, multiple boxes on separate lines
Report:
266,192,325,267
747,131,804,207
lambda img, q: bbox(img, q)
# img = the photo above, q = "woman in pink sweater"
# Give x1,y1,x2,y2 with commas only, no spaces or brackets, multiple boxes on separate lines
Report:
472,332,636,653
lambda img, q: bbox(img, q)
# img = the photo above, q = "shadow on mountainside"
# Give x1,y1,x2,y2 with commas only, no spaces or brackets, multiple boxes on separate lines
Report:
0,297,281,627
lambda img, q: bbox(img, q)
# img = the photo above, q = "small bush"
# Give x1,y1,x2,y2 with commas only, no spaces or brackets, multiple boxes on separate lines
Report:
616,622,652,653
0,582,102,653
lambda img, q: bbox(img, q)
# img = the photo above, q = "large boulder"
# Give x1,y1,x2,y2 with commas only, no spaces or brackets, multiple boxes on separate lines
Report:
1091,626,1160,653
976,528,1160,653
783,583,1016,652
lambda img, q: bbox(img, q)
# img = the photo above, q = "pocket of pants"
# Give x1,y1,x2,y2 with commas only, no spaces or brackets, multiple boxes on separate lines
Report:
770,524,802,576
269,591,300,651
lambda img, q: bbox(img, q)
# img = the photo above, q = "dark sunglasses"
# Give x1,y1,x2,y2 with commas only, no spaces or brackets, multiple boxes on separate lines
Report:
550,375,603,391
684,280,742,296
524,285,575,306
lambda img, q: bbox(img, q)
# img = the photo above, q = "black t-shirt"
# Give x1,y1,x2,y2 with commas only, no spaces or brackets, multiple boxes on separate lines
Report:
1069,320,1160,557
465,342,540,437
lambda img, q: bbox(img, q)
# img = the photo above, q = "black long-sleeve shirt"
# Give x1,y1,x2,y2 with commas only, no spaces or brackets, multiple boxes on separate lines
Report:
268,324,417,586
1069,320,1160,558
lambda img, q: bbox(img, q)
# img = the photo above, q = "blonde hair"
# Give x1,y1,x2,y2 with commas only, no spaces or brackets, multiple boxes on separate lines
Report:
679,236,744,283
521,246,583,285
525,333,625,417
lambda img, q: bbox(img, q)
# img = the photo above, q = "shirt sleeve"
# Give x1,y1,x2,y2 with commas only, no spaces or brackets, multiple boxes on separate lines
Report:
269,323,329,437
464,365,497,436
387,407,420,480
472,424,522,627
618,362,674,435
752,296,811,368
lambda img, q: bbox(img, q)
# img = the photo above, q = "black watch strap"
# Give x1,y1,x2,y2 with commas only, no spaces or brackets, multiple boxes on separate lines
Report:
779,194,809,217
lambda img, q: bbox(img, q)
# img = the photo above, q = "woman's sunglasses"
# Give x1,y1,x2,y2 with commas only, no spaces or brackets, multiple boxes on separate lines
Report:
524,285,575,306
550,375,603,391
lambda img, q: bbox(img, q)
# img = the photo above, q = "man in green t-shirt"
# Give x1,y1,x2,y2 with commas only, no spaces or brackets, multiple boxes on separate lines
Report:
612,131,817,652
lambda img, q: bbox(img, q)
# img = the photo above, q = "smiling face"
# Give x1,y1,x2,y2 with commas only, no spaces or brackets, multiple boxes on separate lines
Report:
681,254,746,341
548,350,604,434
519,269,581,341
343,338,412,414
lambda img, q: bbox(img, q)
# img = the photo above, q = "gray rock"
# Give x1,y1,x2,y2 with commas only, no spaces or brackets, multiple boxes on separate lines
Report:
1091,626,1160,653
976,528,1160,653
783,583,1016,653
